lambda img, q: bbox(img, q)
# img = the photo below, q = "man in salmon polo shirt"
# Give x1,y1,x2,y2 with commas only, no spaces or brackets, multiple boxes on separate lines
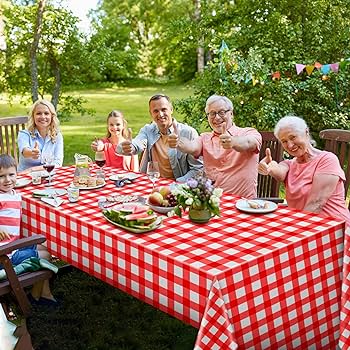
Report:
117,94,203,182
168,94,262,198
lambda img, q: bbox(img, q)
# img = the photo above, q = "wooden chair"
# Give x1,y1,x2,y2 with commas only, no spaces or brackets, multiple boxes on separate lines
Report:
0,116,28,163
0,235,53,318
257,131,284,199
319,129,350,207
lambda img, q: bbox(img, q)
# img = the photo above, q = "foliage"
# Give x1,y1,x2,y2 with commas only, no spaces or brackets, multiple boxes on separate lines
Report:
172,172,223,218
175,0,350,138
0,0,94,119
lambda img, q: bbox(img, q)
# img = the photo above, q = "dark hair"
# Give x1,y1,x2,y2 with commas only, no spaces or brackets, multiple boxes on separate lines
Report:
0,154,17,170
148,94,172,106
106,110,128,139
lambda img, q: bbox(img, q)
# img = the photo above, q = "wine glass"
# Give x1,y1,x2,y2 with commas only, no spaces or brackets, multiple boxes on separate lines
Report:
95,151,106,180
42,152,55,186
146,161,160,190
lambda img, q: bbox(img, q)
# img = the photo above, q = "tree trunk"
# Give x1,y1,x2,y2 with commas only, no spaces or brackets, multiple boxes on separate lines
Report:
49,53,61,110
30,0,46,103
194,0,205,73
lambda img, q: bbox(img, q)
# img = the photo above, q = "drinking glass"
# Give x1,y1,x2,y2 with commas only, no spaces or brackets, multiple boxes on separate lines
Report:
95,151,106,180
42,152,55,186
146,161,160,190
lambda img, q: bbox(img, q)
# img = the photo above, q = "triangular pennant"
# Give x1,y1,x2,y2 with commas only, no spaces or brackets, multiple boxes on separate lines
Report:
314,62,322,69
320,64,331,74
219,40,229,53
330,63,339,73
305,65,315,76
245,75,252,84
296,64,305,75
272,71,281,80
252,76,258,86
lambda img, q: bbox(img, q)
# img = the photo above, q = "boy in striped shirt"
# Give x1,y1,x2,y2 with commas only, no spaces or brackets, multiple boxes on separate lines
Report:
0,154,57,305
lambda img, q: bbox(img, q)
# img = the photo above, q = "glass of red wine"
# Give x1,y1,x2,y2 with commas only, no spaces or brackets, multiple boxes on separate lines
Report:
95,151,106,180
42,152,55,186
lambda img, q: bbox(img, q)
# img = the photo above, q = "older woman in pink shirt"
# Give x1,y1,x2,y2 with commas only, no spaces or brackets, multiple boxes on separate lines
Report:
168,95,261,198
258,115,350,227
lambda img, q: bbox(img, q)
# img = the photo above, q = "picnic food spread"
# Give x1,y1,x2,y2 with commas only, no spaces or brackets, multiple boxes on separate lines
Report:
73,176,104,188
247,200,269,209
103,203,161,232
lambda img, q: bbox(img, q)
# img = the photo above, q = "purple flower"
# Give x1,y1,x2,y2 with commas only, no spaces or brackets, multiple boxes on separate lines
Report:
187,178,198,188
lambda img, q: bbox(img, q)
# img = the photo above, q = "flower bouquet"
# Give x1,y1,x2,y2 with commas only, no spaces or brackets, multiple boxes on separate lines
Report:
171,172,223,222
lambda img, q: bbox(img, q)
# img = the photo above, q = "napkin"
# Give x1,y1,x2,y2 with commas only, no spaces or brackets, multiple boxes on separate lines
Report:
41,197,64,207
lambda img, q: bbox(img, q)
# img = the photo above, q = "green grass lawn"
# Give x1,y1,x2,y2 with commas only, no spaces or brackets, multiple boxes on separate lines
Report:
0,82,193,165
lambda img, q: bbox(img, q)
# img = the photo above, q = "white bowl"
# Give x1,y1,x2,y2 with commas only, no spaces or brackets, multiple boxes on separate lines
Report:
148,203,176,214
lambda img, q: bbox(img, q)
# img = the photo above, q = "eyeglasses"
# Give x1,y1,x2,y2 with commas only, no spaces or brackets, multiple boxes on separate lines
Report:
206,110,231,118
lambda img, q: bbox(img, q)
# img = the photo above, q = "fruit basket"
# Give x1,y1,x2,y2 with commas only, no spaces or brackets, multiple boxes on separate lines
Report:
147,186,177,214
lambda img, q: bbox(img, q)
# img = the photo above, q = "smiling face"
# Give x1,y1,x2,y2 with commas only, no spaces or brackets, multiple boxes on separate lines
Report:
207,99,233,134
149,97,173,134
33,103,53,131
277,126,310,158
108,116,124,136
0,166,17,194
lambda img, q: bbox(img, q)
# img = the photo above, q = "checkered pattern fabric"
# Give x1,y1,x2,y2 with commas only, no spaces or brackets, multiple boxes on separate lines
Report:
18,166,348,350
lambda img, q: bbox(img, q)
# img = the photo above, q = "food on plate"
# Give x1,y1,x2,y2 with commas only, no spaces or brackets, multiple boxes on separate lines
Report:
105,195,140,203
73,175,104,188
247,200,269,209
103,203,160,230
148,186,177,207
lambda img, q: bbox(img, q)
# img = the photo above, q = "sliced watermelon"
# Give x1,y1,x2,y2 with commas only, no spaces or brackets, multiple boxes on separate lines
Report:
132,205,151,214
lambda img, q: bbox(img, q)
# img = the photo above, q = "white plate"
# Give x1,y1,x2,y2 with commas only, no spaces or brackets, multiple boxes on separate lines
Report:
70,182,106,190
102,212,162,233
33,188,67,197
235,199,278,214
109,173,140,181
15,178,31,188
147,202,175,214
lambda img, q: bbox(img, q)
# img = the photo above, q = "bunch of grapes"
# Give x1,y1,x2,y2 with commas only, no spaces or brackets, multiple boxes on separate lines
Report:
165,193,177,207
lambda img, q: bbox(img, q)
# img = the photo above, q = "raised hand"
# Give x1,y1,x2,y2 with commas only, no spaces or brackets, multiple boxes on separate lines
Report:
219,124,233,149
91,137,104,152
32,140,40,159
168,121,179,148
258,148,277,175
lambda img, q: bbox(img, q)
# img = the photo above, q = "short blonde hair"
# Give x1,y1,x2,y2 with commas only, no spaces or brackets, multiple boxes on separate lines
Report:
28,99,60,143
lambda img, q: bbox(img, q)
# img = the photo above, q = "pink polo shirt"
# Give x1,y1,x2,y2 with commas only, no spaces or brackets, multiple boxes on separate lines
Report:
198,126,261,198
282,151,350,228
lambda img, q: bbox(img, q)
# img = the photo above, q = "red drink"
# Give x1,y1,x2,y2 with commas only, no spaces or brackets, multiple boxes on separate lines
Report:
43,164,55,173
95,160,106,168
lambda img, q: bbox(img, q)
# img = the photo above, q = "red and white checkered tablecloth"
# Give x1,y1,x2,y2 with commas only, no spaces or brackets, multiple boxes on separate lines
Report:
18,166,349,350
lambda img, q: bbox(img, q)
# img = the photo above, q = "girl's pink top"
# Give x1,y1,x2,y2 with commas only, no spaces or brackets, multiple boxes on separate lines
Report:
282,151,350,227
101,138,139,172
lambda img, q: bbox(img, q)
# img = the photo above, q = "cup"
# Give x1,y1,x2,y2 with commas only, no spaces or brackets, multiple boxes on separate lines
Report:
31,171,42,185
67,186,79,203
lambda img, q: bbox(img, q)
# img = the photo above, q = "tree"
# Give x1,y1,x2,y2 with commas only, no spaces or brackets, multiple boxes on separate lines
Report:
0,0,94,118
175,0,350,138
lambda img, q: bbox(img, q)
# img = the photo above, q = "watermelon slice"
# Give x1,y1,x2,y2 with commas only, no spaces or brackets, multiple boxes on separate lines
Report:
132,205,151,214
124,213,157,221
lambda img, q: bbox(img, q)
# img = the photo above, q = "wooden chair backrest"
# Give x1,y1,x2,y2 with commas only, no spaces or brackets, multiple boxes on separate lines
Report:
0,116,28,164
319,129,350,205
257,131,284,198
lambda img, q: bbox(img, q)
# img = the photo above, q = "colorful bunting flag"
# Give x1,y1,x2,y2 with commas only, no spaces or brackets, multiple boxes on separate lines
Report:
330,63,339,73
314,62,322,69
272,71,281,80
321,64,331,74
305,65,315,75
296,64,305,75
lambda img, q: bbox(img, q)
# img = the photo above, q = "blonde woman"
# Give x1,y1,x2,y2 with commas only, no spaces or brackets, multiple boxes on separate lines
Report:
17,99,63,172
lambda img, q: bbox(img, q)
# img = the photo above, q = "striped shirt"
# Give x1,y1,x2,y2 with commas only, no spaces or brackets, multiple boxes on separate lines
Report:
0,190,22,247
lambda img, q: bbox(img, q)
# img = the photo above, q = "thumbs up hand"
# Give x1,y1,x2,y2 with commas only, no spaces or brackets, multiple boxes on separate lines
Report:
168,121,179,148
258,148,278,175
31,141,40,159
219,124,233,149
